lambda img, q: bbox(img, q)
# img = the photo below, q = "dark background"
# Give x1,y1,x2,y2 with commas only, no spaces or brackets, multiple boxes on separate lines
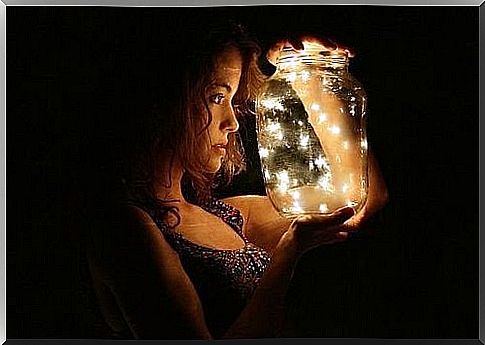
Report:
7,6,478,339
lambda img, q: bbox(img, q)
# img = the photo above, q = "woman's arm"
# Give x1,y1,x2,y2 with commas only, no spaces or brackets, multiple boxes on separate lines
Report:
222,195,291,254
344,148,388,230
88,203,352,339
223,146,388,251
88,205,212,339
225,207,353,338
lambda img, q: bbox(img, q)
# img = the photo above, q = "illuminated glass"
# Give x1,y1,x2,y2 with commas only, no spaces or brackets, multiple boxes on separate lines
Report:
256,42,369,217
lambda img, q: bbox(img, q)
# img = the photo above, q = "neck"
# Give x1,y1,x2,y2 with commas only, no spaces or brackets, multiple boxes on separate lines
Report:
151,149,186,203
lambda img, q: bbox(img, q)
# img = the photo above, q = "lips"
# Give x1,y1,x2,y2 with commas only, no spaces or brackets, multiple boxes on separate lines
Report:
212,143,227,155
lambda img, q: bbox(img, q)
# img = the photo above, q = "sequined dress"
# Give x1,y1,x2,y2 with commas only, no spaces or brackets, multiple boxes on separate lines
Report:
138,198,272,338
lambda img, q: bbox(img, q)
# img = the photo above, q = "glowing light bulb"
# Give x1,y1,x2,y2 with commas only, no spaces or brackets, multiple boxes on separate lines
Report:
297,120,303,126
278,184,289,193
350,104,356,116
300,70,310,82
318,113,327,123
346,200,356,208
318,175,333,192
314,155,329,170
299,134,309,148
267,121,281,133
292,201,303,213
286,72,297,82
259,147,269,158
264,169,271,180
342,184,349,193
311,103,320,111
330,125,341,135
289,58,299,68
361,139,368,150
319,203,329,212
261,98,284,111
277,170,290,193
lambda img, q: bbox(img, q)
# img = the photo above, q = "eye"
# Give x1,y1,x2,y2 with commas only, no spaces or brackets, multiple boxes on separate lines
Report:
210,93,225,105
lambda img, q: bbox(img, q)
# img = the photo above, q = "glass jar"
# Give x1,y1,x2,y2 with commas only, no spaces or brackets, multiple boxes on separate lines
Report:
256,41,368,217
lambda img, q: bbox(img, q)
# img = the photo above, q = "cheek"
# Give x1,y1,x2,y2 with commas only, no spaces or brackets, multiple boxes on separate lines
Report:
194,130,213,159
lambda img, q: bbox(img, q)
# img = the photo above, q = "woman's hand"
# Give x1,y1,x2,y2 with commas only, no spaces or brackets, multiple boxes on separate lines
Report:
266,35,355,67
281,206,355,257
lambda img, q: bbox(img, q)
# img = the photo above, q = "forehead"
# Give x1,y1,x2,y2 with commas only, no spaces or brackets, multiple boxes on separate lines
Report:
213,46,243,79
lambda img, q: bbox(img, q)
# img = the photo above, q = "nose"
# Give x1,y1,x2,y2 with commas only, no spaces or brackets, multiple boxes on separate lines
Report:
221,104,239,133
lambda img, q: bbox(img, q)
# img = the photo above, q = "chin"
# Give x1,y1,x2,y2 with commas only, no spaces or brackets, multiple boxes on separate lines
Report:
207,162,223,174
202,157,223,174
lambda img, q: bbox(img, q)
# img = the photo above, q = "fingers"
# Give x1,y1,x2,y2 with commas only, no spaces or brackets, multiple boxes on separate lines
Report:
285,208,356,252
298,35,337,51
298,35,355,57
266,34,355,67
266,40,286,66
336,231,349,241
295,207,355,228
266,38,302,66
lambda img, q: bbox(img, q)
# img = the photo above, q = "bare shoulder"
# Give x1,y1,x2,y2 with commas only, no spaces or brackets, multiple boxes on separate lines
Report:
222,195,273,228
222,195,290,253
222,195,271,215
123,204,159,228
222,195,281,222
90,203,159,241
86,203,212,339
88,202,180,273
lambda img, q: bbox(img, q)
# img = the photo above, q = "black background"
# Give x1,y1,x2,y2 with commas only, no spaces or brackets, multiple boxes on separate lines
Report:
7,6,478,339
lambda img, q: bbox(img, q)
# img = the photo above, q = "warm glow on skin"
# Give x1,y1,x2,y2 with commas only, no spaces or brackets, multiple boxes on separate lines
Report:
318,113,327,123
342,183,349,193
202,46,242,174
330,125,341,135
319,203,329,212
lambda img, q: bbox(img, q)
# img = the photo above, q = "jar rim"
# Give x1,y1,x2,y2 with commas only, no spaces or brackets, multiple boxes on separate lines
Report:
278,41,350,67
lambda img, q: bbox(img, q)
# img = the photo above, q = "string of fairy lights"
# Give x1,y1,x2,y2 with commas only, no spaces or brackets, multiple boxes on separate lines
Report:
257,72,367,215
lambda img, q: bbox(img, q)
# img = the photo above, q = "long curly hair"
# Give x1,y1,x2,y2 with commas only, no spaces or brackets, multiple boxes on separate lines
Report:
116,19,265,210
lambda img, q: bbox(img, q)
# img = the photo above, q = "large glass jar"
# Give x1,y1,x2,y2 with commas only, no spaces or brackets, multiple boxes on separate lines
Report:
256,41,368,217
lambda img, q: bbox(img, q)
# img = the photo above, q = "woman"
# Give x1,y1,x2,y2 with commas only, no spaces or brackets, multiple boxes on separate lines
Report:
86,20,388,339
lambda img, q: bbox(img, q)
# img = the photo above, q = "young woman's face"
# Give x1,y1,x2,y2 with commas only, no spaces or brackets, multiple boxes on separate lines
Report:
200,46,242,173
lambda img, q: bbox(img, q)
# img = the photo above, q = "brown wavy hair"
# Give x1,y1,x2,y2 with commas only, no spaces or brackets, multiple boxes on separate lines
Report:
121,20,265,207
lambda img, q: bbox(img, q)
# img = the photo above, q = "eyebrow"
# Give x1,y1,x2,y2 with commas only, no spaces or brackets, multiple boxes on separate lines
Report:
208,83,232,92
